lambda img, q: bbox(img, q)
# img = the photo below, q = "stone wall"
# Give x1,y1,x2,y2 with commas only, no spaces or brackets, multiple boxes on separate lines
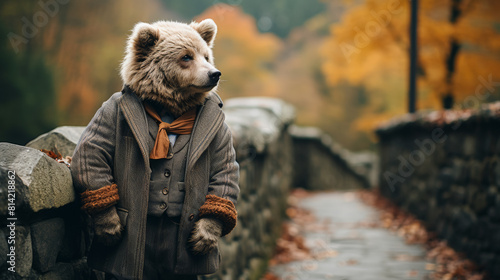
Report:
0,97,365,280
205,97,295,280
376,102,500,279
290,125,370,190
0,132,92,280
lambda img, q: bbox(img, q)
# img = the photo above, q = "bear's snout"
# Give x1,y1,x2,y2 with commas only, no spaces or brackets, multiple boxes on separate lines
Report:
208,70,222,85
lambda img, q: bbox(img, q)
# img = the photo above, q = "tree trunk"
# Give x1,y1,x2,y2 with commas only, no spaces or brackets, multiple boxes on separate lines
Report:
442,0,462,109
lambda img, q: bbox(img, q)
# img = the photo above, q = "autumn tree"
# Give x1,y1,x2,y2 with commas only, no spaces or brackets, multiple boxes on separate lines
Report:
1,0,173,130
0,2,58,144
441,0,462,109
196,5,282,100
45,0,171,124
321,0,500,127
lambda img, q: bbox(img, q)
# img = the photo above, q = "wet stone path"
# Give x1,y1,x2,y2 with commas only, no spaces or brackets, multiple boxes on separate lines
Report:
268,191,434,280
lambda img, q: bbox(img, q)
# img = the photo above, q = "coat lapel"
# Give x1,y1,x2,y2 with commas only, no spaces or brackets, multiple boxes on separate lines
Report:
147,113,158,141
173,134,190,153
186,94,224,170
119,88,152,162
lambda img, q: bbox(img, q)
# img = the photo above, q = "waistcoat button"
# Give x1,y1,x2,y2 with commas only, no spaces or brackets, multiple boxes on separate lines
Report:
164,169,171,177
162,188,168,195
160,202,167,210
166,152,174,159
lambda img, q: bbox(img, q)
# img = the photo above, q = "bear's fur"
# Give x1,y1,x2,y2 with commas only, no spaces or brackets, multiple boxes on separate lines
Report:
120,19,220,117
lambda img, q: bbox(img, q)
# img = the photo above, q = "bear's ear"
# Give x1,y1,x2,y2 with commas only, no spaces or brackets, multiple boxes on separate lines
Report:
133,22,159,52
190,19,217,47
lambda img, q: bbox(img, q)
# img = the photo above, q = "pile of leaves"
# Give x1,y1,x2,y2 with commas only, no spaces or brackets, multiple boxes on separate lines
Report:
268,189,314,265
358,189,486,280
40,148,72,167
263,189,339,280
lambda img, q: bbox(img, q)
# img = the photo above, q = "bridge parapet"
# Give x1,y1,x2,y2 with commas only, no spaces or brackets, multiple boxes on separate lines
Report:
0,97,367,279
376,101,500,279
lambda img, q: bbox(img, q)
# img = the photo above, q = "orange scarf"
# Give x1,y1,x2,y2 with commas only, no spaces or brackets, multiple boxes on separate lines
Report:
144,103,197,159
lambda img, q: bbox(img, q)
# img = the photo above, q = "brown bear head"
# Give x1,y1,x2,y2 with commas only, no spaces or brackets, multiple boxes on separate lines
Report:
120,19,221,117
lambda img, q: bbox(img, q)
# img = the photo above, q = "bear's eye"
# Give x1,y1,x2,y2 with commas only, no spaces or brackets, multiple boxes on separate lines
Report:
205,56,209,62
181,55,193,62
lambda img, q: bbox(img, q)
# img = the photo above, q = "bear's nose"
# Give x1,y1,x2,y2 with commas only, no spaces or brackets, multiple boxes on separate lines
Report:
209,70,221,83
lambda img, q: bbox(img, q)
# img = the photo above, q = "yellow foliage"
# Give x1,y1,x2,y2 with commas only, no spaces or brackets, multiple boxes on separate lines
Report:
196,5,283,100
321,0,500,135
24,0,170,124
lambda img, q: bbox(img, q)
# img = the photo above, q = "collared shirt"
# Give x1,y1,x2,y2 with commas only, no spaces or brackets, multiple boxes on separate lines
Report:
160,111,178,146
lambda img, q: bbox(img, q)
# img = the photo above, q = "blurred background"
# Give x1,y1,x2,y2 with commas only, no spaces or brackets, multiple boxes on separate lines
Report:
1,0,499,149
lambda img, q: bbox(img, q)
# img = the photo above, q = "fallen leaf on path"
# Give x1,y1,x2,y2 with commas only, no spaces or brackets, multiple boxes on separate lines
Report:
393,254,423,262
302,262,318,271
261,272,280,280
315,249,338,260
425,263,436,271
269,222,312,265
339,259,358,266
407,270,419,277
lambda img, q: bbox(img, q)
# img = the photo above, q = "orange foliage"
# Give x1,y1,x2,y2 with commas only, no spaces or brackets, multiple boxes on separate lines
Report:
196,5,282,99
321,0,500,133
31,0,171,124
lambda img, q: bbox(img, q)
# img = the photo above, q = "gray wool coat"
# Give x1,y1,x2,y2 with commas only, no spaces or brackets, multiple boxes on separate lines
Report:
71,87,239,279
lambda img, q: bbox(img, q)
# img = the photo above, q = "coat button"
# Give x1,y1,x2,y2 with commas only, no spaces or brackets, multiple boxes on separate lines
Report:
189,214,195,221
160,202,167,210
164,169,171,177
162,188,168,195
166,152,174,159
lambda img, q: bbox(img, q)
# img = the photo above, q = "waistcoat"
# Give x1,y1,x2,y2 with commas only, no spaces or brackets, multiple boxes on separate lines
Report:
146,112,191,217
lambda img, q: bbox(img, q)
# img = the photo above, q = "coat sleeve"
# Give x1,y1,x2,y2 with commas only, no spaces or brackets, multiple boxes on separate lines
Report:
71,95,120,215
198,122,240,236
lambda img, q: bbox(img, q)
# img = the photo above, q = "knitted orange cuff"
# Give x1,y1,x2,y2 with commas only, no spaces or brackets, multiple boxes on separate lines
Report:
81,184,119,215
198,195,237,236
